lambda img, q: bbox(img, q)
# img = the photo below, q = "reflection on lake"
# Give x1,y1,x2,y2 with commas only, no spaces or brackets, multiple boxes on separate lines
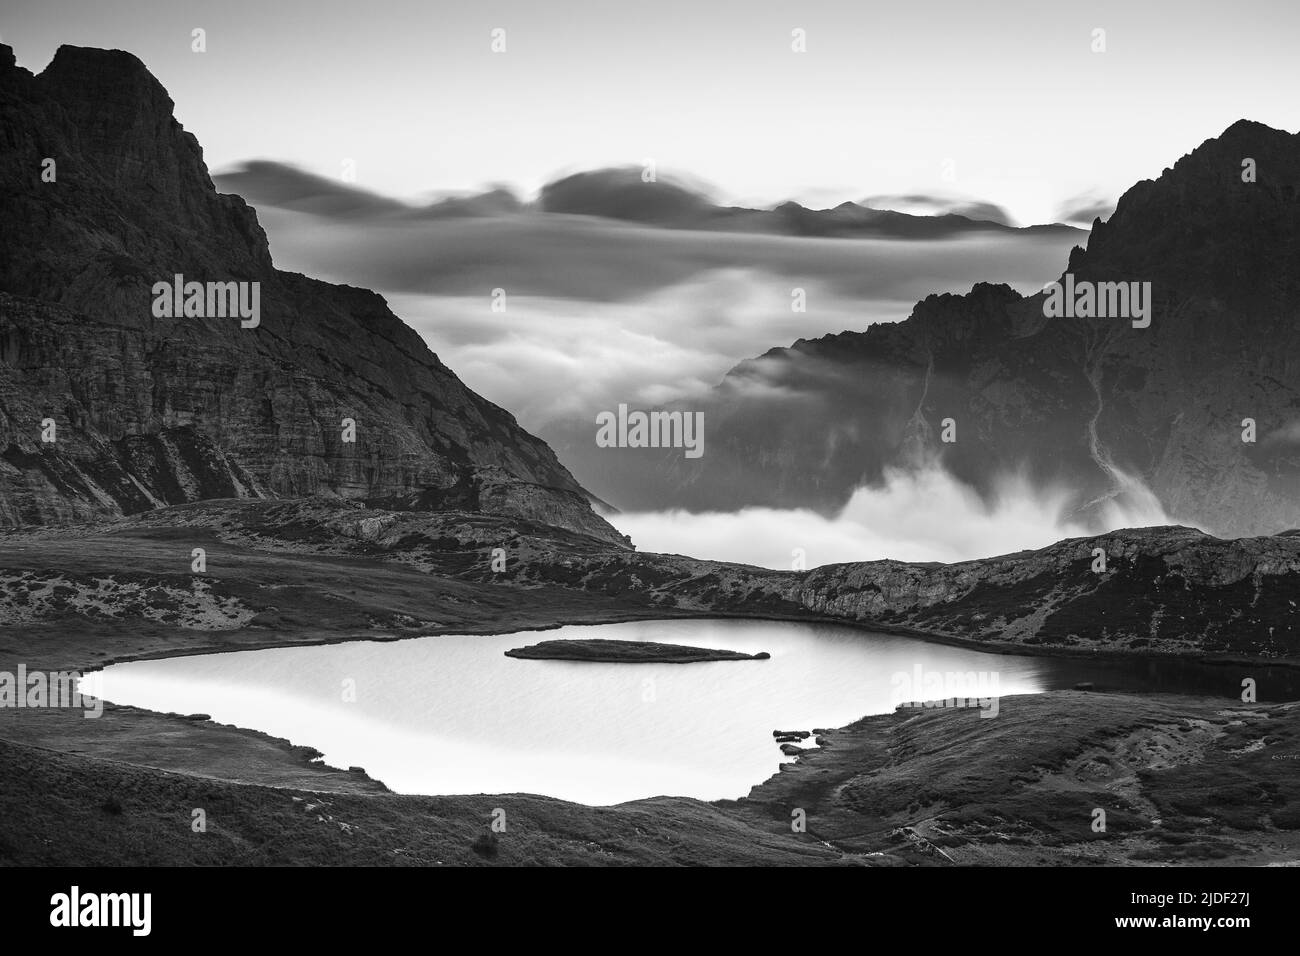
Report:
87,619,1297,805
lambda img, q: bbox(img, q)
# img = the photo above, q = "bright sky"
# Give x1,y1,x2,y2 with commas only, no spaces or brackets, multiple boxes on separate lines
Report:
4,0,1298,224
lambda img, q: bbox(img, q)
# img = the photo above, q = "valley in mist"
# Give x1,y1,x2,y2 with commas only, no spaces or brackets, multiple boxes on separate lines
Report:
217,164,1091,565
5,3,1300,882
607,461,1176,568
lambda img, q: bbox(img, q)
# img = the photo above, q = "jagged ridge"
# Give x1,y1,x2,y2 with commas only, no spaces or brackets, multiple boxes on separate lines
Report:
598,121,1300,537
0,43,626,545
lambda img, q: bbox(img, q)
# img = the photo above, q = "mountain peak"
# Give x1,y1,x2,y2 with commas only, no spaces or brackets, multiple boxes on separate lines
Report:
47,43,153,77
623,119,1300,538
1074,119,1300,300
0,43,624,544
40,44,174,116
1218,117,1286,140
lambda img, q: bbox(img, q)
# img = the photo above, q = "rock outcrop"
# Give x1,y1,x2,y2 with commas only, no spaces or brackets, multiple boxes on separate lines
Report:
69,498,1300,661
595,121,1300,537
513,522,1300,660
0,43,627,545
503,638,769,663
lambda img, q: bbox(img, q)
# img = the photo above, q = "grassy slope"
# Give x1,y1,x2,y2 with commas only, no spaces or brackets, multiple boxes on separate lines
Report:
0,736,833,866
4,694,1297,866
3,501,1300,866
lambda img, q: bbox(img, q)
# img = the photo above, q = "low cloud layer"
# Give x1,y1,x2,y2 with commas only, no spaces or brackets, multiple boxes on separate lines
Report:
210,160,1175,566
1054,192,1117,227
246,210,1077,432
609,465,1175,569
389,270,911,428
220,162,1091,548
860,192,1015,226
537,166,717,224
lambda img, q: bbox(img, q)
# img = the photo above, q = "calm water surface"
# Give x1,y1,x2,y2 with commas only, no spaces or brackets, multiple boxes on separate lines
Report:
86,619,1298,805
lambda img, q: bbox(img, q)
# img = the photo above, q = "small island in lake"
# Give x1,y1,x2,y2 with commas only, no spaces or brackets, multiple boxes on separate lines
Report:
504,638,770,663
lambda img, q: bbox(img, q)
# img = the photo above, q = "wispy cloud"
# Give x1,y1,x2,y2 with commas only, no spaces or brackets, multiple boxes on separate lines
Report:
1053,192,1116,226
609,463,1174,568
222,172,1082,465
861,192,1015,226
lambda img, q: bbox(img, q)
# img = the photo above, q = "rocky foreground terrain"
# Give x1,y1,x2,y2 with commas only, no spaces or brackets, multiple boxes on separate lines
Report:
2,500,1299,866
5,691,1296,867
14,496,1285,663
2,41,1298,866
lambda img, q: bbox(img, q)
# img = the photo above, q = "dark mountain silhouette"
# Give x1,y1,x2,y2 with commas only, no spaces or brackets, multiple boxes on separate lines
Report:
538,166,716,224
861,192,1017,226
591,121,1300,538
1054,193,1117,227
0,43,624,543
213,160,412,219
216,159,1082,239
539,166,1081,238
213,160,525,220
754,199,1075,239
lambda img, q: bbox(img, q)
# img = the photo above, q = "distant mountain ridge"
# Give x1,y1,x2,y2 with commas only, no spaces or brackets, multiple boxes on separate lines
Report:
0,43,625,544
590,120,1300,538
215,161,1084,240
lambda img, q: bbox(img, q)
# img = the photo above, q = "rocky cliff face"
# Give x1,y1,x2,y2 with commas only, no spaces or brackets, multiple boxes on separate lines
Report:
66,498,1299,661
603,121,1300,537
0,44,627,545
519,524,1300,660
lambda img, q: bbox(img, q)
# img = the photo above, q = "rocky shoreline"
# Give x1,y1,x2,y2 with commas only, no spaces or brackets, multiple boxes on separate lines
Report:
3,502,1300,865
